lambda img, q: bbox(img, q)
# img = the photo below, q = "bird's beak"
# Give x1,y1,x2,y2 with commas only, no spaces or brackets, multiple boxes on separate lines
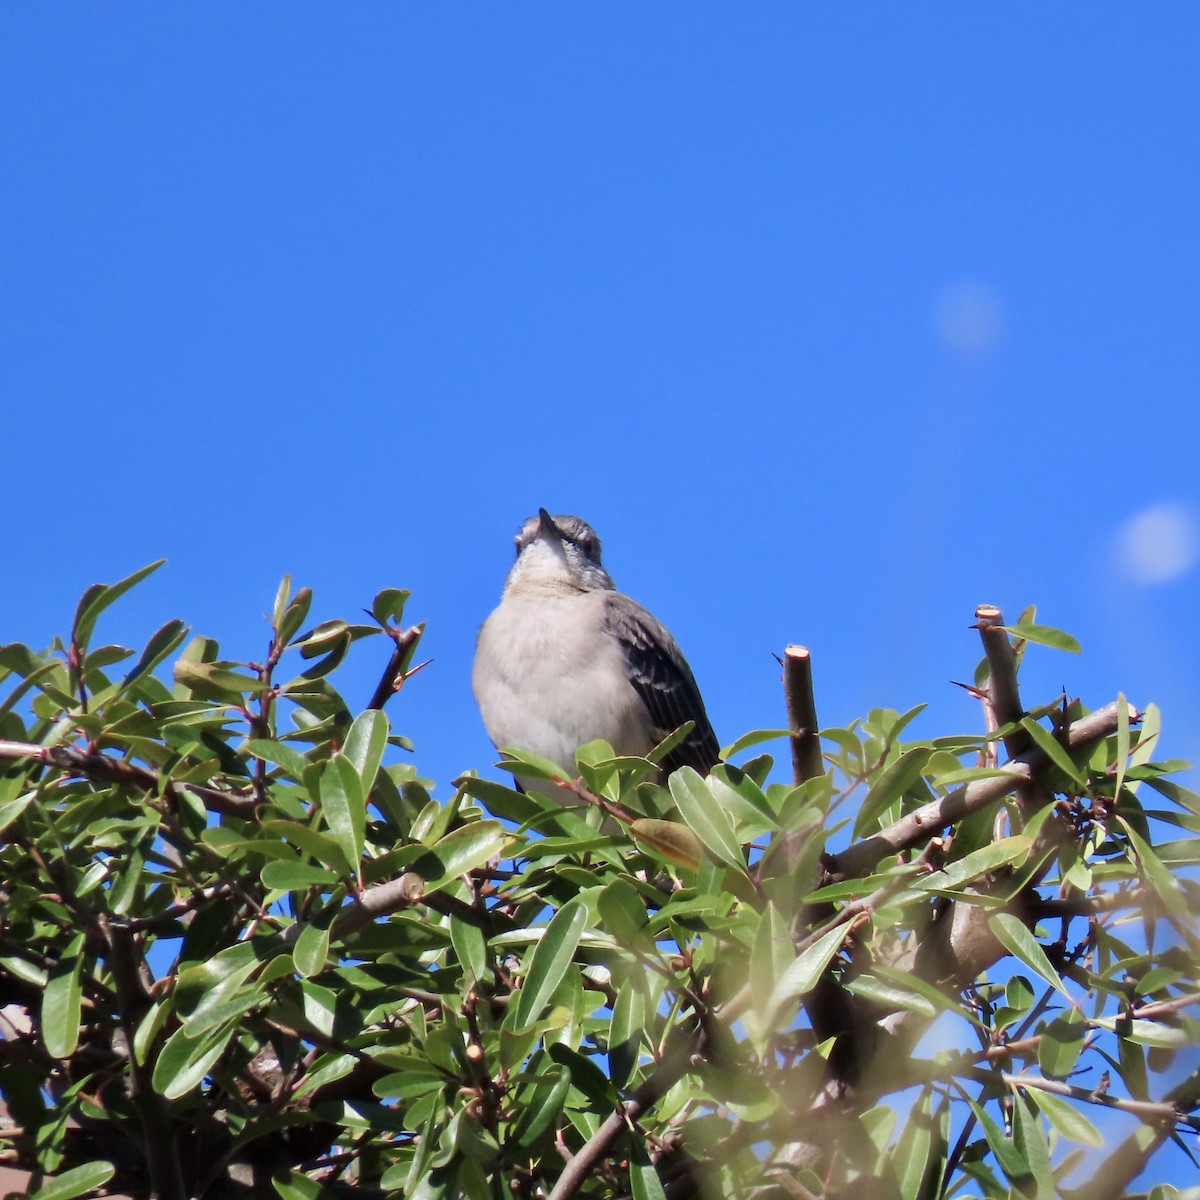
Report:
537,508,560,540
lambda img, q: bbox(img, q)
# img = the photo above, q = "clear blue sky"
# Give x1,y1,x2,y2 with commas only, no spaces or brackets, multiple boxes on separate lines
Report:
4,6,1196,782
2,5,1199,1185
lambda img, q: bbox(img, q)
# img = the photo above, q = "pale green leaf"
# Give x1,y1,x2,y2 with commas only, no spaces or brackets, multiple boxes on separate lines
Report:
32,1161,117,1200
668,767,744,869
1026,1087,1103,1146
989,913,1068,997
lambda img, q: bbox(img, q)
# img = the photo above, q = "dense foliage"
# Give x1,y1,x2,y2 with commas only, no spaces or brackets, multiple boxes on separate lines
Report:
0,564,1197,1200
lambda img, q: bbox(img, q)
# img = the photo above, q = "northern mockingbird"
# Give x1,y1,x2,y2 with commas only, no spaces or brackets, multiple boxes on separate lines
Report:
472,510,719,791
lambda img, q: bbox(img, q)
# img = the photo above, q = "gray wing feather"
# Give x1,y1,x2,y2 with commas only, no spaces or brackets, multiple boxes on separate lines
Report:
601,592,720,775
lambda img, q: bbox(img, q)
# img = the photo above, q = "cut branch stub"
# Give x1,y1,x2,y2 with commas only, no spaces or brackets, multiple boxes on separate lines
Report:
974,604,1029,759
784,644,824,786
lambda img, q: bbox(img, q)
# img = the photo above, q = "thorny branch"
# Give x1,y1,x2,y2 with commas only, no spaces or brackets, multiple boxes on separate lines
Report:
830,700,1134,880
783,644,824,786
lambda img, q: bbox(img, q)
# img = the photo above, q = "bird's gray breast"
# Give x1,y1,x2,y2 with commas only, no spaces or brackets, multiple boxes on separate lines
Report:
472,589,654,773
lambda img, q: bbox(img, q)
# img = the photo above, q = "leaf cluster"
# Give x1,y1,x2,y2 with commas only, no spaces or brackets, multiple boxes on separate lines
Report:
0,571,1197,1200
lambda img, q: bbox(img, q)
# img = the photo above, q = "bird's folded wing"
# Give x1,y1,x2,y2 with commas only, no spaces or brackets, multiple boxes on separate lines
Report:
600,592,720,776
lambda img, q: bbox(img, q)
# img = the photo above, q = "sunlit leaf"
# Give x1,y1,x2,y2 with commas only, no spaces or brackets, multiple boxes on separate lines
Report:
512,898,588,1032
1004,622,1082,654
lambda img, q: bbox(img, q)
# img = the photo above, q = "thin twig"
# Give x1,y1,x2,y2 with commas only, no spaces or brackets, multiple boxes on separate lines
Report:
995,1070,1199,1130
366,623,426,712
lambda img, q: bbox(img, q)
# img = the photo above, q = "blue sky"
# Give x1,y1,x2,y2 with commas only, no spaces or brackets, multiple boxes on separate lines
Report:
3,6,1196,783
3,3,1199,1187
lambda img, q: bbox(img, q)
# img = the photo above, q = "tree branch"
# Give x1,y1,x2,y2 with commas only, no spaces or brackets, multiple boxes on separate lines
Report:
973,605,1028,758
783,645,823,786
993,1070,1199,1131
0,739,259,820
366,623,426,712
546,1031,698,1200
831,700,1131,880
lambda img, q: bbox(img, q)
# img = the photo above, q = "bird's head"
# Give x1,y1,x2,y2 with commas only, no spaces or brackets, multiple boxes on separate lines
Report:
505,508,616,594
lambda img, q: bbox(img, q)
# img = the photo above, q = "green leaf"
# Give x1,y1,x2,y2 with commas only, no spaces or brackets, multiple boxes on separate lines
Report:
278,586,314,646
343,709,389,798
32,1161,117,1200
510,1064,570,1147
372,588,410,625
1004,622,1082,654
1011,1091,1055,1200
319,755,365,883
1117,815,1190,922
988,913,1067,997
152,1022,234,1099
609,980,647,1091
720,728,791,758
122,619,189,687
1025,1087,1102,1146
497,747,571,783
855,747,934,836
1019,717,1084,785
546,1042,616,1105
1038,1007,1085,1079
293,917,333,979
72,559,165,650
412,821,508,894
751,903,794,1004
1113,690,1131,804
764,924,847,1025
261,820,351,875
42,932,86,1058
708,766,778,832
918,835,1033,893
512,898,589,1032
1130,701,1161,769
597,879,650,945
450,918,487,990
668,767,744,869
0,791,34,835
963,1092,1028,1183
628,1138,669,1200
892,1087,936,1200
845,974,936,1017
246,739,311,782
272,1167,341,1200
174,659,269,700
261,860,340,891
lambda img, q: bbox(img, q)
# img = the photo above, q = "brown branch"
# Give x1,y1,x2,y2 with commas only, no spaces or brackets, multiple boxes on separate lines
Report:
366,623,426,712
327,869,511,944
998,1070,1199,1130
0,739,259,820
1033,886,1152,919
546,1031,698,1200
831,701,1130,880
783,645,823,786
330,873,427,940
1131,991,1200,1022
102,919,187,1200
973,605,1028,759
